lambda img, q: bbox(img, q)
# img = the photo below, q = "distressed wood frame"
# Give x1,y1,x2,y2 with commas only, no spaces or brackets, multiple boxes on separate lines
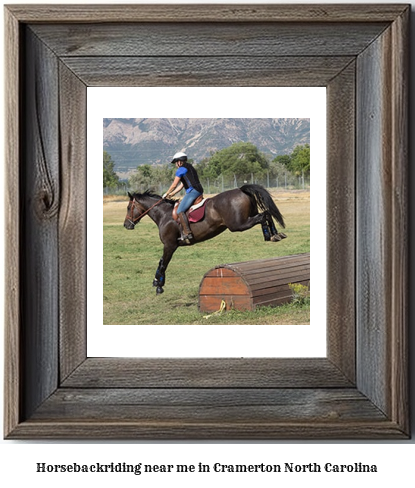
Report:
4,4,409,439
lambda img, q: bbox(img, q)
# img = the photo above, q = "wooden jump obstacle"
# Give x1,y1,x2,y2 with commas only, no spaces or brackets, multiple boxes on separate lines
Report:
198,253,310,312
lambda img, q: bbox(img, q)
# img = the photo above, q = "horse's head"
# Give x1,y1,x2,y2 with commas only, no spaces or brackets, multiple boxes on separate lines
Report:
123,192,144,230
124,190,168,229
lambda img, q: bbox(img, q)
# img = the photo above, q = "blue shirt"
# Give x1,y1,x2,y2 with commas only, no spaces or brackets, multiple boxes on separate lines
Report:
176,166,193,193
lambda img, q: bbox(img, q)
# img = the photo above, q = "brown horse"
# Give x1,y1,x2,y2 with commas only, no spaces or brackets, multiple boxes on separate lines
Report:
124,184,286,294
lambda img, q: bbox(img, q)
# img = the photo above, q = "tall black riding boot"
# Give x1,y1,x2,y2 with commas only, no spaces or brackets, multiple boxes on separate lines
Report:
178,212,193,242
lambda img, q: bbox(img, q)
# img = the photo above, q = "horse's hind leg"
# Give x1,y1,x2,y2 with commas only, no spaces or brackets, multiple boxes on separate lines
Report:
263,212,287,242
259,212,276,241
227,211,286,242
226,213,264,232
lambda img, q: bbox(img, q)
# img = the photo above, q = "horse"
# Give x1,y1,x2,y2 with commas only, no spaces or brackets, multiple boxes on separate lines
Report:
123,184,286,294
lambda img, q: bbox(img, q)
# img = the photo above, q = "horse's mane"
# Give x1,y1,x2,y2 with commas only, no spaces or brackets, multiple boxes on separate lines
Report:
133,189,176,206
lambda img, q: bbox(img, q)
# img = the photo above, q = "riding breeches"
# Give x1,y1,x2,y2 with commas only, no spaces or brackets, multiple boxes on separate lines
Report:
177,189,202,213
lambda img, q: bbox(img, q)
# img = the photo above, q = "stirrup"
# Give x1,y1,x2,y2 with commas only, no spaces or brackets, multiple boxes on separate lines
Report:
178,232,193,243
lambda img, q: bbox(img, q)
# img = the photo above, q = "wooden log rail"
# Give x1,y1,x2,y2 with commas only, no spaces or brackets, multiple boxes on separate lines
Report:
199,253,310,312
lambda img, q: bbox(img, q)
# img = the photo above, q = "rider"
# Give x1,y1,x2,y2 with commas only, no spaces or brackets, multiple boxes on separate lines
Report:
163,151,204,242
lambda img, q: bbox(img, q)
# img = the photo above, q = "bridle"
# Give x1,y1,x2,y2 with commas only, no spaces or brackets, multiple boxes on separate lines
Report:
126,197,164,227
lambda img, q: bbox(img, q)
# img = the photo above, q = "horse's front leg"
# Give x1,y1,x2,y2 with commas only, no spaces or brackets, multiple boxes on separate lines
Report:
152,243,177,294
152,257,167,294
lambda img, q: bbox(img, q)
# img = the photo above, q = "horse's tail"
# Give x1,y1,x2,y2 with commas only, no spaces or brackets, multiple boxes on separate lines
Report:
240,184,285,229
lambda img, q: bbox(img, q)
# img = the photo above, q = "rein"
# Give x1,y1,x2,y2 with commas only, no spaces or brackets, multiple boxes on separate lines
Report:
127,197,164,227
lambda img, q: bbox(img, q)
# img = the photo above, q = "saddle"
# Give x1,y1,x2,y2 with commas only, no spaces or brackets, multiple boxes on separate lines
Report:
172,195,209,223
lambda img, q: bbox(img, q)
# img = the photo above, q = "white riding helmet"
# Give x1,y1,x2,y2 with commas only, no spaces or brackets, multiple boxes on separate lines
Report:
171,151,187,164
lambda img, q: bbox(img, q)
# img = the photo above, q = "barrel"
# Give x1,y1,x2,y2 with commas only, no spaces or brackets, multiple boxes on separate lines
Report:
198,253,310,312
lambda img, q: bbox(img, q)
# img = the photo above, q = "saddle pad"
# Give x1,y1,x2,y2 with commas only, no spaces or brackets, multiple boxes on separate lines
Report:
189,198,207,211
188,199,209,223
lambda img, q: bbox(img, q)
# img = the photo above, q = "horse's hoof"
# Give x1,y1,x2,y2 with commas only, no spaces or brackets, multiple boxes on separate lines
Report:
156,286,164,294
270,234,282,242
279,233,287,239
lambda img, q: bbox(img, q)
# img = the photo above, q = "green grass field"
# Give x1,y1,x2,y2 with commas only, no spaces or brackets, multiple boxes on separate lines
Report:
103,190,310,325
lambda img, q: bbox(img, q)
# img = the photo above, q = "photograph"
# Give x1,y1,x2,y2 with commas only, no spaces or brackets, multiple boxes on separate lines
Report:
103,117,311,326
88,87,326,358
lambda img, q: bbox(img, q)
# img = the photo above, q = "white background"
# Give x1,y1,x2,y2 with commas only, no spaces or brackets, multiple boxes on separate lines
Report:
1,0,414,486
88,87,326,358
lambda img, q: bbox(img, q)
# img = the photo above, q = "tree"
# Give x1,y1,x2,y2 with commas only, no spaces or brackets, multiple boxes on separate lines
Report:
269,158,291,179
128,164,154,190
103,151,120,188
272,154,291,171
272,144,310,177
200,142,270,180
290,144,310,176
152,164,175,188
197,155,221,180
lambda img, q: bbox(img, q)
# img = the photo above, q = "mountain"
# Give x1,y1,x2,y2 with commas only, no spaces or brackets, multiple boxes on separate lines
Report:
103,118,310,174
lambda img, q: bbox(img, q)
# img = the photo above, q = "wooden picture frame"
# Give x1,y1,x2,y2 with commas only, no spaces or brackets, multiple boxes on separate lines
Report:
4,4,409,439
